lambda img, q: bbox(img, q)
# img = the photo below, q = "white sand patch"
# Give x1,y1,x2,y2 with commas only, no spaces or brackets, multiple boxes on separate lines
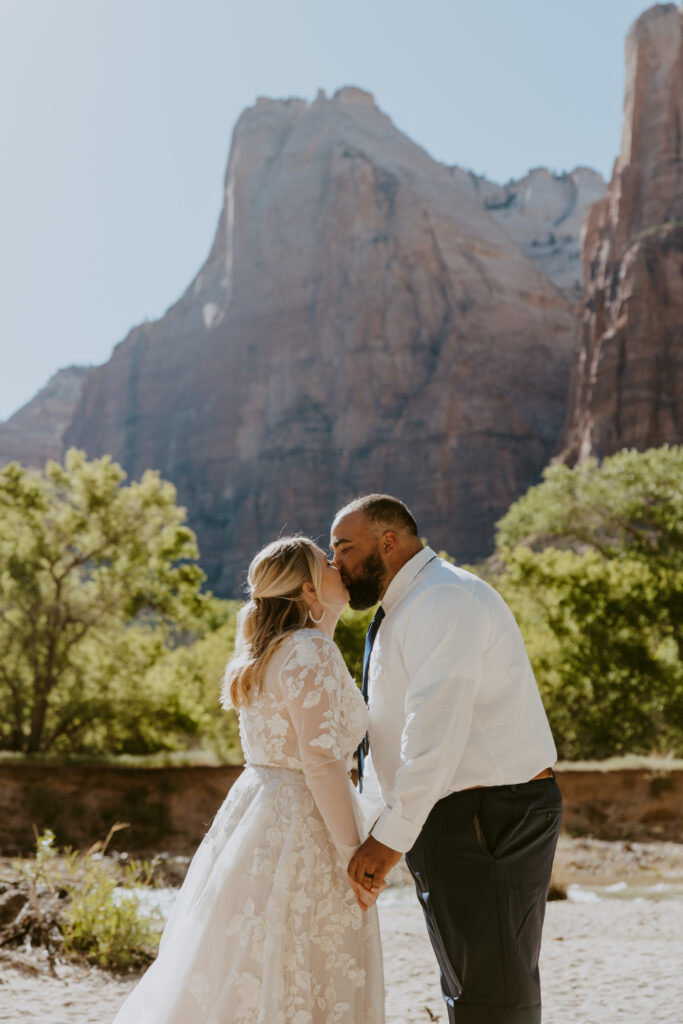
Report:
1,895,681,1023
379,893,683,1024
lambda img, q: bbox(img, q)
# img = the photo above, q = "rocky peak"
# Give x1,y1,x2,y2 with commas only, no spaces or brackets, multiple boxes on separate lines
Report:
610,3,683,246
452,165,606,301
561,2,683,463
61,87,578,594
0,366,92,469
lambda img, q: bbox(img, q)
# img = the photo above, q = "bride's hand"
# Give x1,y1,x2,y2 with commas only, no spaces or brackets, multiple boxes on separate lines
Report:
350,878,386,911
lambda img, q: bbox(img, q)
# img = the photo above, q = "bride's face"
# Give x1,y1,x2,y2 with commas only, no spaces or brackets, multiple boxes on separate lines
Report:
317,550,349,613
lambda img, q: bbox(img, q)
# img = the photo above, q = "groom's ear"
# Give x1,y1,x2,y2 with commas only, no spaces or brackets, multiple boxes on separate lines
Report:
381,530,398,555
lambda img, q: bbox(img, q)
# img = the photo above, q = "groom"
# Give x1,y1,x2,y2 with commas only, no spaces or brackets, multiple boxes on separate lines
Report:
331,494,562,1024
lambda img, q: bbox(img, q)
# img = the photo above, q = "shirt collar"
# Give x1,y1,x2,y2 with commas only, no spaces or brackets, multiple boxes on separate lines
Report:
381,546,438,614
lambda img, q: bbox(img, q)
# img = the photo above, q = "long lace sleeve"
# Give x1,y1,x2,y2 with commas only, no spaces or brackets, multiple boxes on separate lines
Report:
279,634,362,865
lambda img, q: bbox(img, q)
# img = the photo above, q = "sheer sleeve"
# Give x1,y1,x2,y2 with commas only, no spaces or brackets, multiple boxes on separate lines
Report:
279,634,361,865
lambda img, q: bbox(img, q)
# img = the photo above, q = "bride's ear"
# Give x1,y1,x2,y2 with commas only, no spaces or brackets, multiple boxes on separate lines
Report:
301,581,317,606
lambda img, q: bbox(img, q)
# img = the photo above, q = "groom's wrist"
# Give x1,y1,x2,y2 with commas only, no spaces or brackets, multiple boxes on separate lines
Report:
371,806,418,853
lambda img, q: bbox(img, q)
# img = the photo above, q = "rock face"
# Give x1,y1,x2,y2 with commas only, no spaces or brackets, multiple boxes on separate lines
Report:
0,366,91,469
562,4,683,463
452,166,606,302
61,86,578,594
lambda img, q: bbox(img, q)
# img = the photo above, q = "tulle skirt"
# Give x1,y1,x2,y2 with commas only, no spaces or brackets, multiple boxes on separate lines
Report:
112,764,384,1024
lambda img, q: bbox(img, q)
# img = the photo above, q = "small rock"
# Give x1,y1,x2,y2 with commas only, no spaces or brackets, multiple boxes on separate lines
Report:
0,888,27,926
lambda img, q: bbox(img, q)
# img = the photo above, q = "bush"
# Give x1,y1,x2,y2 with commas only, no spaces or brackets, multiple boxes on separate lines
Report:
62,856,163,970
15,826,163,971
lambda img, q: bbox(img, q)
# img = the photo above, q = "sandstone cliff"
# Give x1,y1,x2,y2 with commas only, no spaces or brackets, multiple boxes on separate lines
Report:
562,3,683,462
0,366,91,469
453,166,606,302
60,87,577,594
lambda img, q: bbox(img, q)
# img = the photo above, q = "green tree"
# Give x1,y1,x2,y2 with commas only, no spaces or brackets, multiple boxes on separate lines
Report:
140,608,242,761
494,446,683,758
0,449,210,754
496,445,683,570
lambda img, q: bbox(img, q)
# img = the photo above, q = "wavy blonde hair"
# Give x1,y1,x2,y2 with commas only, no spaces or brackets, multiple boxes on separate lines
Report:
222,536,329,710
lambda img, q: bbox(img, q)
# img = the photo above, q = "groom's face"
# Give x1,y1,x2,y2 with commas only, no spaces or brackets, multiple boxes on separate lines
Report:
330,512,387,610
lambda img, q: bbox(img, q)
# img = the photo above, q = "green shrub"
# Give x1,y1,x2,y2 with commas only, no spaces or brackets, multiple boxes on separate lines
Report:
17,827,163,971
62,856,163,970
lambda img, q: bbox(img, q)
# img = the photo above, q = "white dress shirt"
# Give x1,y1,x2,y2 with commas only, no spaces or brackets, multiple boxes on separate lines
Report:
361,546,558,853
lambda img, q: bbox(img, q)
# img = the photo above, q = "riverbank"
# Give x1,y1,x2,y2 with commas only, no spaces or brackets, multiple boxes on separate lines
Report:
3,760,683,855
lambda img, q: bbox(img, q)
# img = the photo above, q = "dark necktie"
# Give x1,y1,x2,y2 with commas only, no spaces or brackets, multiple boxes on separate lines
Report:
357,604,385,792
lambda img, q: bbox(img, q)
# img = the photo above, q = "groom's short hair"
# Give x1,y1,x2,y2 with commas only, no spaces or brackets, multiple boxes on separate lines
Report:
335,494,419,536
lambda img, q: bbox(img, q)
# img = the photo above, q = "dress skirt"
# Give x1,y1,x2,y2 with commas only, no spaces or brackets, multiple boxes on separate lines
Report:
112,764,384,1024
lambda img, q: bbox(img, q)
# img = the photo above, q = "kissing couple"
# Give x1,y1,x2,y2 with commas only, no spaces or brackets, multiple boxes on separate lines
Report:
112,494,562,1024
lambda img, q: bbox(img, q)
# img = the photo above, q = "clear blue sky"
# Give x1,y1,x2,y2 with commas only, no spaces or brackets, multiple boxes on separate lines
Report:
0,0,651,421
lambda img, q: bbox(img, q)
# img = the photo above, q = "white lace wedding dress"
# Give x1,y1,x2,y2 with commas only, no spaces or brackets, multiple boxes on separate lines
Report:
112,628,384,1024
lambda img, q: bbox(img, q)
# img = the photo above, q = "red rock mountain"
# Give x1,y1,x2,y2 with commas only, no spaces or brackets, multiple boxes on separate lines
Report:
54,87,578,594
453,166,606,303
0,366,90,469
562,3,683,462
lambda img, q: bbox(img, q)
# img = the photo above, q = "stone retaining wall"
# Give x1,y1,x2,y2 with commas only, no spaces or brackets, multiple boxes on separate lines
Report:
1,763,681,856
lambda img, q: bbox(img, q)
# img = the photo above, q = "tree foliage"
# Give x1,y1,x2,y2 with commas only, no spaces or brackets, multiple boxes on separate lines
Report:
8,445,680,763
334,607,376,685
140,610,241,761
493,446,683,759
0,450,212,754
0,442,373,761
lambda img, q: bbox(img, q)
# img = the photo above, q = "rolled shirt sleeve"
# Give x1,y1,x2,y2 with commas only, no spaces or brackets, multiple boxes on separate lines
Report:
371,583,491,852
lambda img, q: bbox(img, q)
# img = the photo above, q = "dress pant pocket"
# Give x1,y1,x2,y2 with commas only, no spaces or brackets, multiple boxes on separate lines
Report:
531,805,563,828
472,811,494,857
476,791,562,861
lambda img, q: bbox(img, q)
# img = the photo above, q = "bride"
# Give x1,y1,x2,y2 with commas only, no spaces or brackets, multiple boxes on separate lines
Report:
112,535,385,1024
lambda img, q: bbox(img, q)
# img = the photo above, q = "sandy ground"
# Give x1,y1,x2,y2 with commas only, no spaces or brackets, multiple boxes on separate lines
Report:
382,894,683,1024
1,894,682,1024
2,836,683,1023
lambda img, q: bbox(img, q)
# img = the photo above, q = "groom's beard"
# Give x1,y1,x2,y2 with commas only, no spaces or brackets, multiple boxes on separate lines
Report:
342,551,387,610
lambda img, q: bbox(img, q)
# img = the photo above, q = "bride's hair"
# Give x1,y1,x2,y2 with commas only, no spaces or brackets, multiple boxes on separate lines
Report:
222,535,329,709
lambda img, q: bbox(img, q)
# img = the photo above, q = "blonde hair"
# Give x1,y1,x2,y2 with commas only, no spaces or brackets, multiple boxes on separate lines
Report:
222,536,328,710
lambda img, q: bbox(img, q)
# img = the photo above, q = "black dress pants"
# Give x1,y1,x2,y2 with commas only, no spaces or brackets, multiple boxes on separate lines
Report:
405,775,562,1024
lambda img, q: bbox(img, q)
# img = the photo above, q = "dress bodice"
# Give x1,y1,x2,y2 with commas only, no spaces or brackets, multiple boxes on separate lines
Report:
238,628,368,772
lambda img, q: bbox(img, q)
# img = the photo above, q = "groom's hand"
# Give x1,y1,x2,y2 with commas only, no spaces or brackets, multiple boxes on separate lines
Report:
348,835,402,890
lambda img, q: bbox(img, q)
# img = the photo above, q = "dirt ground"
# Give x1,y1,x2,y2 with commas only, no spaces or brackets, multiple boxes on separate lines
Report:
2,836,683,1024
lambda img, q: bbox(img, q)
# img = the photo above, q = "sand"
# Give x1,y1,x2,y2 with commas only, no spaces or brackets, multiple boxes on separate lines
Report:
1,892,682,1024
382,893,683,1023
2,835,683,1023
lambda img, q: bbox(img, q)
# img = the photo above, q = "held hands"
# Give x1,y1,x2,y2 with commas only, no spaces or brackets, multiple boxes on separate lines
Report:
349,877,386,911
347,835,402,911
